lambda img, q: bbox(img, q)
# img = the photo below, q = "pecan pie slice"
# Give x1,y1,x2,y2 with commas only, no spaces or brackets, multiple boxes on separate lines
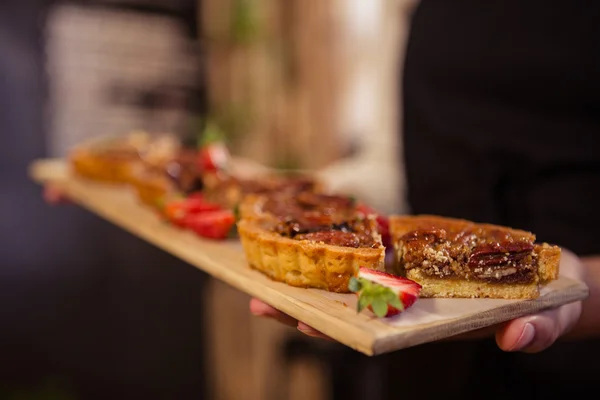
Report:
237,193,385,292
389,215,561,299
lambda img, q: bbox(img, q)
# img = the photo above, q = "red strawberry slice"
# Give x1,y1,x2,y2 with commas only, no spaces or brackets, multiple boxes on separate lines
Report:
184,209,235,240
348,267,422,318
164,196,222,227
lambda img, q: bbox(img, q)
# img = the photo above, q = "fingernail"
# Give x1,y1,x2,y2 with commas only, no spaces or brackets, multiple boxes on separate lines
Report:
510,322,535,351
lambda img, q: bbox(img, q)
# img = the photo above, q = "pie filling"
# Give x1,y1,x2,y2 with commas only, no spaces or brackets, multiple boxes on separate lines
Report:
263,193,356,221
398,227,539,284
262,194,379,249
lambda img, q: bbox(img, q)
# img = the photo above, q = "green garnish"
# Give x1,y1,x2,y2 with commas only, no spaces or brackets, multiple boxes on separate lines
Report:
197,121,227,149
348,277,404,318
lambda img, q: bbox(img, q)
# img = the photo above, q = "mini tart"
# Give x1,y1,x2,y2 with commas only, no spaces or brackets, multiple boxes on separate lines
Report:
69,131,159,184
389,215,561,299
237,219,385,293
129,166,171,208
70,146,140,184
70,131,183,185
129,148,202,208
239,192,356,222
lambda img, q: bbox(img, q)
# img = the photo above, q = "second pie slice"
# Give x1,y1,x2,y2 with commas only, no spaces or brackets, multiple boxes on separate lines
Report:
389,215,561,299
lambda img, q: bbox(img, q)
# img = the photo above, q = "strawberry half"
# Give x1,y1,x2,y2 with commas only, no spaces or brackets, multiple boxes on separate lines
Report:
348,267,422,318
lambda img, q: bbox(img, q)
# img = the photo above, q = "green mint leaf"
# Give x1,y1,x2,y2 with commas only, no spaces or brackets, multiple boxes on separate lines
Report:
371,298,388,318
354,278,406,317
348,277,362,293
200,121,226,148
387,295,404,311
357,293,372,313
358,278,374,292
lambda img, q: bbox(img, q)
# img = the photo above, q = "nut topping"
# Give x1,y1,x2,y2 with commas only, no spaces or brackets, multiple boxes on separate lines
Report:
468,241,534,268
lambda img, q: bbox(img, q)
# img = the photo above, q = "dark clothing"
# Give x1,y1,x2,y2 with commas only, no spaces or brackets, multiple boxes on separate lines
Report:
403,0,600,255
400,0,600,398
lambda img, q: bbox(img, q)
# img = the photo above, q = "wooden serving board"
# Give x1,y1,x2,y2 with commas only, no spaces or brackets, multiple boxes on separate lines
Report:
29,159,589,356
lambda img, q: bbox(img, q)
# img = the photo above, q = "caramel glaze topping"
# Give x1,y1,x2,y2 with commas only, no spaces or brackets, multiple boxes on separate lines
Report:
263,193,355,221
399,226,538,283
275,217,378,248
264,194,378,248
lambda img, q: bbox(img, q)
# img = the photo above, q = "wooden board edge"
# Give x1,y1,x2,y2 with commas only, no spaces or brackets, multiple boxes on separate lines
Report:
27,159,590,357
370,280,589,355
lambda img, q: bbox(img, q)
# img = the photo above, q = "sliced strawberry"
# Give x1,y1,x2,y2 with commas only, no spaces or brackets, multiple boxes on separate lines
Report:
356,203,391,248
199,143,230,172
348,267,421,318
197,122,230,172
164,197,222,227
184,209,235,240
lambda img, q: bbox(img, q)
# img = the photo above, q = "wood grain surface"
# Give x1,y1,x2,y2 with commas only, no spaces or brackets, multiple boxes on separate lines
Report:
29,159,589,356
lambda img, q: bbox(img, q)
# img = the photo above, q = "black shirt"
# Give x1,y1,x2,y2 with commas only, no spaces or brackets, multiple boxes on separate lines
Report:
399,0,600,398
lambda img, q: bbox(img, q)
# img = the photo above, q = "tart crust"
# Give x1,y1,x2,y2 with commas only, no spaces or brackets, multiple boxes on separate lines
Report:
237,219,385,293
70,147,138,184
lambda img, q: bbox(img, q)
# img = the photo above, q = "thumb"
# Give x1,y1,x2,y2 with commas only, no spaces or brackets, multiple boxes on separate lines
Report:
496,300,581,353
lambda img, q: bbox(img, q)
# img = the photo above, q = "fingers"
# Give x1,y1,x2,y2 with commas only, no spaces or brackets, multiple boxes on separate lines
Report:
249,298,298,327
495,247,585,352
297,322,334,341
43,185,71,205
495,300,582,353
249,299,334,341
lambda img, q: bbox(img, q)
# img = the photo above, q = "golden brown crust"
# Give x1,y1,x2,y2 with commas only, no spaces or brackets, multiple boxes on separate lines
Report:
405,269,540,299
238,194,269,221
69,147,138,184
536,243,561,282
237,219,385,293
128,168,171,208
389,214,561,299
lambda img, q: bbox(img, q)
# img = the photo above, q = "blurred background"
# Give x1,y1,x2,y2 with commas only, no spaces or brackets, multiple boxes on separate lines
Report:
1,0,415,399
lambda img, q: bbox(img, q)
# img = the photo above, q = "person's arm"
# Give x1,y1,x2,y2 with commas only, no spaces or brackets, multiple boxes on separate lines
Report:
250,247,597,352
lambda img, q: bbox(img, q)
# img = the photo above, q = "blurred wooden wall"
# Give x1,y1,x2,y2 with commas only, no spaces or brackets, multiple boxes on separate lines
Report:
201,0,347,170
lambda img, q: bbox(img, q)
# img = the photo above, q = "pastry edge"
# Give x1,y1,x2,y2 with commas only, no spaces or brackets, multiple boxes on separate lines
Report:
237,219,385,293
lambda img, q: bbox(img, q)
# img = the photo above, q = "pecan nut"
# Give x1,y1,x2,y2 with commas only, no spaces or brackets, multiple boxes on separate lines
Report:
468,241,534,268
